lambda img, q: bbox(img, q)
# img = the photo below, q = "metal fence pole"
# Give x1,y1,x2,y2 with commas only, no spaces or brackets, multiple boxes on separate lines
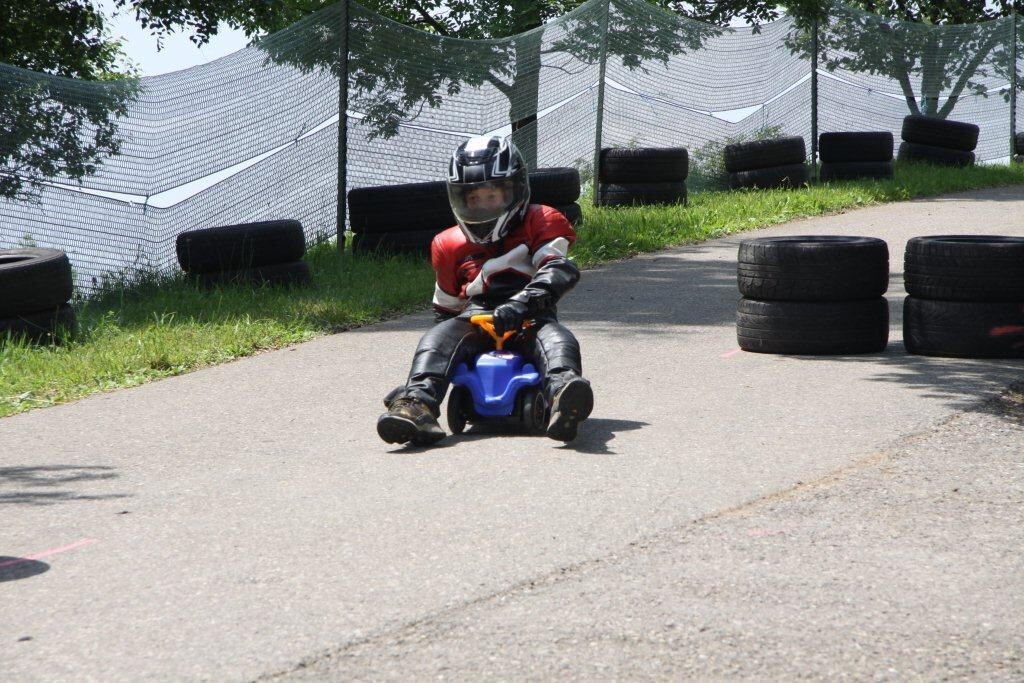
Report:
337,0,350,252
1012,8,1019,159
592,0,611,206
811,14,819,180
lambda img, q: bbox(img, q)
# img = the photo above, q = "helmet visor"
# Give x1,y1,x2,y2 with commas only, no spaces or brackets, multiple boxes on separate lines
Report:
448,177,519,224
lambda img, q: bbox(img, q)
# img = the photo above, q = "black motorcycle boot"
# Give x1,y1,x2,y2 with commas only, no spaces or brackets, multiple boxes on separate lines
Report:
377,396,446,445
545,375,593,442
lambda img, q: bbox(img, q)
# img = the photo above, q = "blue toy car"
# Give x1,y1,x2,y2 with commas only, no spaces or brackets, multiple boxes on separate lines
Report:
446,314,549,435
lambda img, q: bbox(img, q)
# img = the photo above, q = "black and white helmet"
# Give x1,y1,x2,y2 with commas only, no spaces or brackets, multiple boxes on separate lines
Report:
447,135,530,245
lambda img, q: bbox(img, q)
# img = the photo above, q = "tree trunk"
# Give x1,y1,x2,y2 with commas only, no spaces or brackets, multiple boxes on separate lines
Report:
920,33,941,116
509,1,542,168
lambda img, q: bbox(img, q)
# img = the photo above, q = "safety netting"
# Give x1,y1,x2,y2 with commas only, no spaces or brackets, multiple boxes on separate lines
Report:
1,0,1020,291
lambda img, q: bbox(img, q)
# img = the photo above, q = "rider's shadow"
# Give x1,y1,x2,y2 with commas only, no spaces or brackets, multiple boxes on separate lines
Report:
392,418,647,454
553,418,648,455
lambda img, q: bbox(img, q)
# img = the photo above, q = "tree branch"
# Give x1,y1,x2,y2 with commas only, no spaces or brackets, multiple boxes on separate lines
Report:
408,1,449,36
893,57,922,115
483,71,513,98
540,62,590,77
939,32,1003,118
535,54,590,77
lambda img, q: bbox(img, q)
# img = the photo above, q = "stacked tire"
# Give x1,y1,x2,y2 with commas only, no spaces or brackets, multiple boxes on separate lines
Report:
903,236,1024,358
736,236,890,355
725,137,808,190
530,167,583,226
349,180,453,257
819,132,894,181
348,167,582,258
595,147,688,207
897,115,978,167
0,248,76,344
176,219,310,287
1014,132,1024,164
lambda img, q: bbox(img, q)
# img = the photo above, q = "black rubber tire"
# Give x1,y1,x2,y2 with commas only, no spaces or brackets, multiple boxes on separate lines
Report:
529,167,581,206
190,261,311,288
819,161,894,182
596,181,687,207
599,147,689,183
519,387,548,436
724,137,806,173
0,248,73,319
737,297,890,355
1015,132,1024,155
352,229,438,257
897,142,975,167
446,386,470,435
901,115,980,152
728,164,809,190
0,304,76,345
818,132,894,163
904,235,1024,302
738,236,889,302
554,203,582,226
348,181,455,234
176,220,305,274
904,296,1024,358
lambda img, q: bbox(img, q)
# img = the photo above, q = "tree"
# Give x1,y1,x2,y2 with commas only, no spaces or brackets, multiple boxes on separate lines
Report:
0,1,139,200
117,0,721,166
743,0,1018,120
813,1,1015,119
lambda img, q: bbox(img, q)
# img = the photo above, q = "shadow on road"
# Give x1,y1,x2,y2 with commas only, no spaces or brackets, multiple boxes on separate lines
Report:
555,418,649,454
0,558,50,583
0,465,130,507
381,418,648,455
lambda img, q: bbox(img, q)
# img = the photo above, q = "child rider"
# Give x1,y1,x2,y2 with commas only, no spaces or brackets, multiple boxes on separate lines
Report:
376,134,594,446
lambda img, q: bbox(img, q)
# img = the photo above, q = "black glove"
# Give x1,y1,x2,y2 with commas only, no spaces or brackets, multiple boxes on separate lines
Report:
492,300,529,335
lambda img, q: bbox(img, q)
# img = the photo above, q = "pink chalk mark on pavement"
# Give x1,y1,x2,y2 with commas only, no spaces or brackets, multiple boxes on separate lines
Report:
720,348,742,358
746,528,786,537
0,538,97,569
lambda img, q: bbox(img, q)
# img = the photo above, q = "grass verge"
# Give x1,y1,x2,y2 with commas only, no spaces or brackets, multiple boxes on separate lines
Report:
2,161,1024,418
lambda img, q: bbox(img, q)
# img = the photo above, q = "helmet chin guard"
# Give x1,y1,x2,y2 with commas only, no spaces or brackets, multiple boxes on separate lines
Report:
447,135,530,245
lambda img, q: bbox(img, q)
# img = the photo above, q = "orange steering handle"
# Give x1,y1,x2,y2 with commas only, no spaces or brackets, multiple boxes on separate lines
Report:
469,314,532,351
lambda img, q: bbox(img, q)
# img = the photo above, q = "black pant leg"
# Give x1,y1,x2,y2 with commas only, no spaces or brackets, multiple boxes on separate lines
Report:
396,317,490,414
513,319,585,400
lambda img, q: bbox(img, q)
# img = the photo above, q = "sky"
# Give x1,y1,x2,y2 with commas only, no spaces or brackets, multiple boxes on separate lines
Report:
97,0,250,76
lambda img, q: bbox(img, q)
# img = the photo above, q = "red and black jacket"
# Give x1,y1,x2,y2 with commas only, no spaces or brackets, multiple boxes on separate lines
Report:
431,204,580,320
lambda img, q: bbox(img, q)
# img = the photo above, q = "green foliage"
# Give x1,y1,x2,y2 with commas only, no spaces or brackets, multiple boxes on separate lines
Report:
698,0,1017,27
0,2,141,200
689,125,784,191
7,0,1016,201
782,1,1018,120
116,0,723,166
0,68,139,200
0,1,123,78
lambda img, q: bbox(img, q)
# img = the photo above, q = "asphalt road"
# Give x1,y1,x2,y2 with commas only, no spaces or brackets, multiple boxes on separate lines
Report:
3,186,1023,680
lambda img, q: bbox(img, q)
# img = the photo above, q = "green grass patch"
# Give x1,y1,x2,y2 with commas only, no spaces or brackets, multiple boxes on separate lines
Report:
2,161,1023,418
571,162,1024,266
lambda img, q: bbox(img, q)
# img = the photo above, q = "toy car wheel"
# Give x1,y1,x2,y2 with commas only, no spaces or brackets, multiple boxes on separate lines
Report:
446,386,471,435
520,388,549,436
